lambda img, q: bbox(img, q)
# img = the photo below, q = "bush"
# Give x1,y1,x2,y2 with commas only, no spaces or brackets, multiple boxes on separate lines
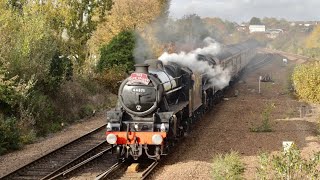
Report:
250,103,274,132
0,63,34,115
79,104,95,119
97,30,136,72
20,130,36,145
23,92,56,136
292,61,320,104
97,65,128,94
212,151,245,180
257,144,320,179
44,52,73,93
303,48,320,59
0,117,21,155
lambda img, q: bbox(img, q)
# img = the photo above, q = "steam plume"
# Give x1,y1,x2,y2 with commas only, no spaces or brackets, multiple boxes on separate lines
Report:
159,37,231,89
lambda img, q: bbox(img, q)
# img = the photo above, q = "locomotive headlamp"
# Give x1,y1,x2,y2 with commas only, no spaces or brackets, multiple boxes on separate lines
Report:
152,134,163,145
106,133,117,144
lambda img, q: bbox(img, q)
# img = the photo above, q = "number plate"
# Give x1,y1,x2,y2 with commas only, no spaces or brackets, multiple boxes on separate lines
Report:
132,88,146,93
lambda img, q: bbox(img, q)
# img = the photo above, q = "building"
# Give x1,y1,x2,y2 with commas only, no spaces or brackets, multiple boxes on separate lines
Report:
265,29,283,39
249,25,266,33
292,21,319,26
236,24,247,32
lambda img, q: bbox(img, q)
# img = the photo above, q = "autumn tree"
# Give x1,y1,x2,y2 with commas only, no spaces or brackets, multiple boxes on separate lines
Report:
89,0,163,56
291,26,320,103
20,0,113,75
292,61,320,104
303,25,320,59
305,25,320,49
157,0,171,18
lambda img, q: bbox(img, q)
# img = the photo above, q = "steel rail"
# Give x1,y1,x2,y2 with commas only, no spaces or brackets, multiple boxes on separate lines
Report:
95,160,158,180
47,145,113,180
1,123,107,180
95,161,126,180
141,161,158,180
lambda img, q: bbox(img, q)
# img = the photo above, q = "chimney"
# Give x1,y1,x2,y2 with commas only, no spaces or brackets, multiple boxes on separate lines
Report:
134,64,149,74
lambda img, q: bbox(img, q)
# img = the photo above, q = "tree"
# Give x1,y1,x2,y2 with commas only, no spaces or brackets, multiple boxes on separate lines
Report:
224,20,236,34
262,17,289,29
249,17,262,25
0,63,33,116
60,0,113,67
175,14,209,49
157,0,170,18
0,0,116,152
0,2,57,82
0,1,68,140
292,62,320,104
97,30,136,72
7,0,25,11
89,0,162,55
305,25,320,49
304,25,320,59
21,0,113,74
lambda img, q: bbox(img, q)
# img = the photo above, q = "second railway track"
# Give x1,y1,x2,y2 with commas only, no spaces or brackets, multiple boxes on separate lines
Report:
1,124,113,180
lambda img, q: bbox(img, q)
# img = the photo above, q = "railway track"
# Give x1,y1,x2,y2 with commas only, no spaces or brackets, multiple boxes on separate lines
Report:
245,53,274,71
96,159,158,180
1,124,112,180
259,48,310,61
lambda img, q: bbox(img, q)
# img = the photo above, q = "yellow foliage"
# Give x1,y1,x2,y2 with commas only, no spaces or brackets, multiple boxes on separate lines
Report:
292,61,320,104
96,65,127,94
305,25,320,49
89,0,162,55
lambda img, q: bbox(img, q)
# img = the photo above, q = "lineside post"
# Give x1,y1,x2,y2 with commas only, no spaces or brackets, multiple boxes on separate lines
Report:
259,76,262,94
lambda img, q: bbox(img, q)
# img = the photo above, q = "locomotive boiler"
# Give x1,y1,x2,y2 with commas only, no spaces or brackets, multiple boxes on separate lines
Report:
106,40,259,160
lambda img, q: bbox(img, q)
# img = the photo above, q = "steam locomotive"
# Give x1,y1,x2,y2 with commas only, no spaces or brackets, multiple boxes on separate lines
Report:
106,40,258,160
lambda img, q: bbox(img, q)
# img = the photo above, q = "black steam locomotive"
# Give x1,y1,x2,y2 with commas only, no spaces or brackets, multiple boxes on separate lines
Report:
106,40,258,160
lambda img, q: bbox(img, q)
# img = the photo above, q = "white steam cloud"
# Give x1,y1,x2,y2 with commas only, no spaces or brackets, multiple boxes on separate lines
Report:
159,37,231,89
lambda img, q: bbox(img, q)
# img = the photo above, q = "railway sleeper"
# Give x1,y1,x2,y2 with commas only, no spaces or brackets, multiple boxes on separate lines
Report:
46,158,73,164
62,150,90,155
19,169,53,176
10,176,44,180
26,166,56,171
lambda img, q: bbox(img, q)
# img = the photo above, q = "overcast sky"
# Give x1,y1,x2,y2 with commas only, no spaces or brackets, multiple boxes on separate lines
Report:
169,0,320,23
